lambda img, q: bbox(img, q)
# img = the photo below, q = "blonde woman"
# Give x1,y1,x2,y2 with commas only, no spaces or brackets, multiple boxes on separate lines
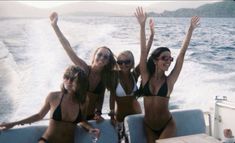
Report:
108,19,155,142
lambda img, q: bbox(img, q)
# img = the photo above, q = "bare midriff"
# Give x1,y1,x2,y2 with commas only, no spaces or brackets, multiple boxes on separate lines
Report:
86,92,98,117
42,120,77,143
115,96,142,122
144,96,171,130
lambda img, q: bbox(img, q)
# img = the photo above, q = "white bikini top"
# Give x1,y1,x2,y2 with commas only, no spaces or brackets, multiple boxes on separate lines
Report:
115,74,138,97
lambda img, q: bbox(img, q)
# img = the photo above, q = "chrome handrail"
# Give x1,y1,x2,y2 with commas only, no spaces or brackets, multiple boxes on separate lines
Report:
216,102,235,110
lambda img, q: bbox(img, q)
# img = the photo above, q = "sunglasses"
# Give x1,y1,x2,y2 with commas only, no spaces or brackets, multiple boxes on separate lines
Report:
157,56,174,62
117,60,131,65
97,53,110,60
64,74,77,81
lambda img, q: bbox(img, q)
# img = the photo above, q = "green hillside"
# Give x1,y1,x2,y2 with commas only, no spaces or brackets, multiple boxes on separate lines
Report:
149,1,235,17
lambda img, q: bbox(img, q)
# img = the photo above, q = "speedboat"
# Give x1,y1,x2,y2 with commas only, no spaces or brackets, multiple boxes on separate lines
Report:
0,96,233,143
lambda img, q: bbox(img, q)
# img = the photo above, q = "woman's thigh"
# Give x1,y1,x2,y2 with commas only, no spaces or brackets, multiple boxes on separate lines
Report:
144,122,159,143
159,118,176,139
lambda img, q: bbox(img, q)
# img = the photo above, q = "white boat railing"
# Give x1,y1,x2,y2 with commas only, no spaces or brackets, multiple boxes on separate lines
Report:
204,111,212,136
213,96,235,141
216,102,235,110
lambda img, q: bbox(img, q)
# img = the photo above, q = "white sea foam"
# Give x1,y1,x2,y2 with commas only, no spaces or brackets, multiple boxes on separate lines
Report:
0,17,234,122
0,42,9,59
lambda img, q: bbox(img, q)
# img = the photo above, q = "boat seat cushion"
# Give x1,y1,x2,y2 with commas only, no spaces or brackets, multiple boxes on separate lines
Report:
75,119,118,143
0,125,46,143
0,119,118,143
124,109,206,143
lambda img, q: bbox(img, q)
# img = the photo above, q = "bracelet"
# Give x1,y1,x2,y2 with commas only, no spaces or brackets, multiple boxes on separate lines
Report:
108,110,115,117
95,110,102,116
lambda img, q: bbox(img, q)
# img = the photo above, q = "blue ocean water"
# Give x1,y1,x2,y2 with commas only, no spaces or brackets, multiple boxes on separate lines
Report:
0,16,235,123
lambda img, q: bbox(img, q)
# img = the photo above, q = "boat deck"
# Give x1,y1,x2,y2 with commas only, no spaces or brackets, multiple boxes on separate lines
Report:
156,133,221,143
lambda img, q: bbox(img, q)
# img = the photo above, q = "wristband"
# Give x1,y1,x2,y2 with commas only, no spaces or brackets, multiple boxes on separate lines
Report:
108,110,115,116
95,110,102,116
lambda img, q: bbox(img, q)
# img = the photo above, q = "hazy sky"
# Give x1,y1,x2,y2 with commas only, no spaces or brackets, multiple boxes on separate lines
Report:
18,1,219,12
18,1,171,8
18,1,75,8
0,1,220,17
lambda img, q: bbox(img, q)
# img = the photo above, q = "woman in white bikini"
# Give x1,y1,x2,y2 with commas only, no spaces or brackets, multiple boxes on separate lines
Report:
108,19,155,142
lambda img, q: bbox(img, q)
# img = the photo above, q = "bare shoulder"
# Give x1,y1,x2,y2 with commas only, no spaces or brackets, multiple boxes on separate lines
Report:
46,91,61,102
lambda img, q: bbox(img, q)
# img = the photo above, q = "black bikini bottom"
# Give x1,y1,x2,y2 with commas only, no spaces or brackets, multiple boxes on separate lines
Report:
86,114,95,120
38,137,49,143
145,116,173,133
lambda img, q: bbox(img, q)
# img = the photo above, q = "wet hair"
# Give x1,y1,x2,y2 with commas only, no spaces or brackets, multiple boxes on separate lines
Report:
91,46,117,89
147,47,170,76
117,50,135,69
61,65,88,104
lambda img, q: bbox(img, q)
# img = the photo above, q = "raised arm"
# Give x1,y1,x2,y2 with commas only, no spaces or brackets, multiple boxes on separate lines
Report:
0,93,51,131
135,7,149,85
168,16,200,85
146,18,154,54
133,18,154,79
50,12,89,72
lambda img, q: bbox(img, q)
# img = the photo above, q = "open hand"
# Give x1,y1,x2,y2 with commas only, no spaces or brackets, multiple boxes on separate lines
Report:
190,16,200,30
135,7,147,26
149,18,155,35
89,128,100,139
49,12,58,26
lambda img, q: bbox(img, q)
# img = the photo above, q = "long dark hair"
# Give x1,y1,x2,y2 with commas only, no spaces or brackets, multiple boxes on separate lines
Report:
61,65,88,104
136,47,171,98
147,47,170,77
92,46,117,89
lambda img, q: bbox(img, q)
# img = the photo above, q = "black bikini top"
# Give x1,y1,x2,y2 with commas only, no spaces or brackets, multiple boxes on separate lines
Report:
141,78,169,98
87,67,105,94
88,80,104,94
52,94,83,124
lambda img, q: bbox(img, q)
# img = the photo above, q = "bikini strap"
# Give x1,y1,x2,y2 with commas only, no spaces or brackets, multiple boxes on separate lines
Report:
59,93,65,104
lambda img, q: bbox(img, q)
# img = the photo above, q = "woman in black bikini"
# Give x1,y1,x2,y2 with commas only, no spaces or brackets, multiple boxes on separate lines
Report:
0,65,100,143
135,7,200,142
50,12,116,121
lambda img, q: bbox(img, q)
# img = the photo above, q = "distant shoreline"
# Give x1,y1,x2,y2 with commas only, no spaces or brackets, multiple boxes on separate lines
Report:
0,1,234,18
1,16,235,19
